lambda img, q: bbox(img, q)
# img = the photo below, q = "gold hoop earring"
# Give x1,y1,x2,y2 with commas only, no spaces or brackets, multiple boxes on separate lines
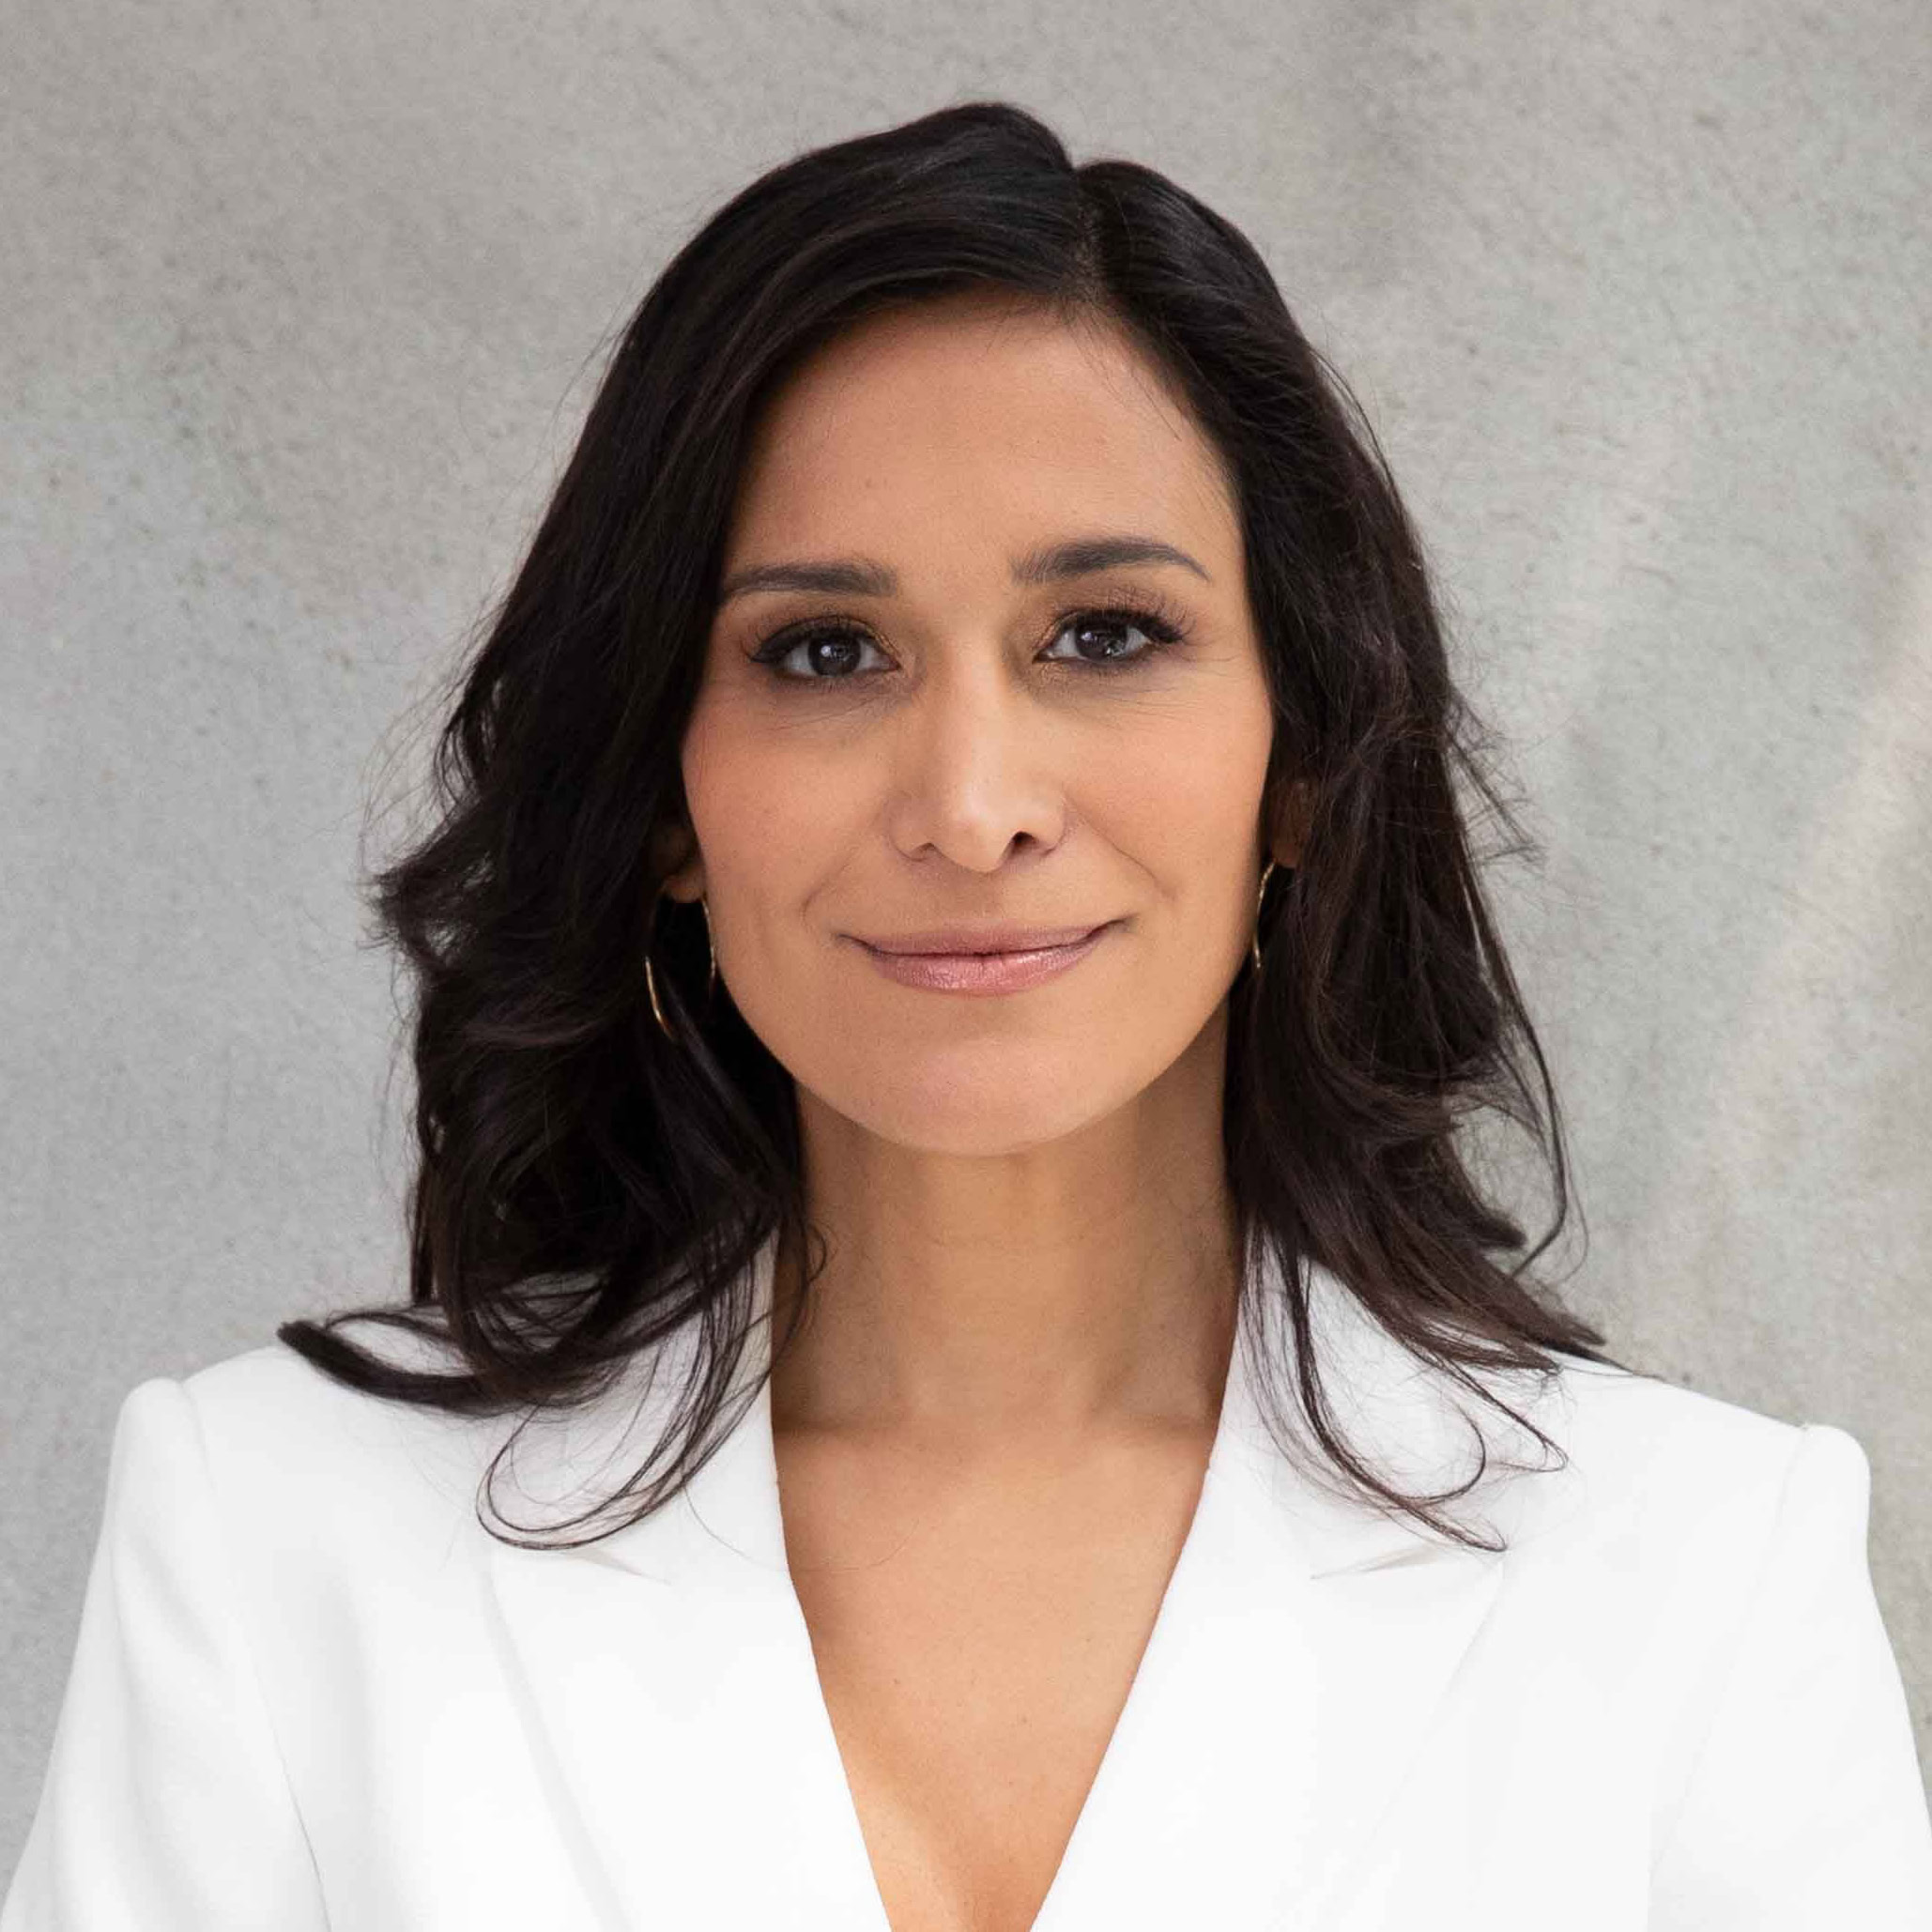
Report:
1250,858,1278,973
645,893,717,1045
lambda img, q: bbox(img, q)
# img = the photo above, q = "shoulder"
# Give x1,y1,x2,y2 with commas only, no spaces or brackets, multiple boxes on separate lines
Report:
180,1334,506,1477
104,1336,529,1574
54,1341,536,1710
1523,1357,1929,1907
1489,1350,1872,1605
1293,1264,1865,1568
156,1326,706,1557
1534,1350,1863,1516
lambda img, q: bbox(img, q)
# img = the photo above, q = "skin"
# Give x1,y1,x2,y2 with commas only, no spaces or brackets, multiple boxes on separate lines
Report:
659,288,1309,1930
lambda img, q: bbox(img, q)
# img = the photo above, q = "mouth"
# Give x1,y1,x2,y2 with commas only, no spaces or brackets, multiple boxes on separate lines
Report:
847,921,1119,995
852,923,1111,957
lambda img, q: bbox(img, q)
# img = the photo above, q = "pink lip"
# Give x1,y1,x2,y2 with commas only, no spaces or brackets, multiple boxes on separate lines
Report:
856,923,1107,955
851,923,1116,993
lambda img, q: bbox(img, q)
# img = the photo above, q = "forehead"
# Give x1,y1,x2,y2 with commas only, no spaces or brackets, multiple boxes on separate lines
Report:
724,294,1240,572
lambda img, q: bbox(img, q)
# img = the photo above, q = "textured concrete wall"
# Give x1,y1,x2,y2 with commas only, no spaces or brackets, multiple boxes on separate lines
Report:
4,0,1927,1871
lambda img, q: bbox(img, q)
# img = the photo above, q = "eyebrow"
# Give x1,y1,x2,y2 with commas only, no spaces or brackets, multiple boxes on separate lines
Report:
715,533,1212,605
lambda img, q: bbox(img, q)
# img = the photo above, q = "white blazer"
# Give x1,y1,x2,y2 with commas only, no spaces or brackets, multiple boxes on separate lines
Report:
7,1233,1931,1930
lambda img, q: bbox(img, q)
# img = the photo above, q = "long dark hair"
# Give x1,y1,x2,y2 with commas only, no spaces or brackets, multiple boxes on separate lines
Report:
280,100,1625,1551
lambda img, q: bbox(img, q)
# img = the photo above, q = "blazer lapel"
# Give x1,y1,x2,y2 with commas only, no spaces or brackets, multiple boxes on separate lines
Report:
480,1247,892,1930
481,1232,1551,1929
1029,1260,1534,1929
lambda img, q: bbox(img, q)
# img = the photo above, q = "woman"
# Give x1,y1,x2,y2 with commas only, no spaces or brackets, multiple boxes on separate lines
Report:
7,101,1928,1931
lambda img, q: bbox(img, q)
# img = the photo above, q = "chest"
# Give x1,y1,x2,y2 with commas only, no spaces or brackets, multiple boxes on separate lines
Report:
774,1426,1216,1932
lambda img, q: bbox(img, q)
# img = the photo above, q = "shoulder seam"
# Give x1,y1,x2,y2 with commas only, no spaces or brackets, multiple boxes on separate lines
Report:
173,1377,331,1899
1647,1419,1826,1870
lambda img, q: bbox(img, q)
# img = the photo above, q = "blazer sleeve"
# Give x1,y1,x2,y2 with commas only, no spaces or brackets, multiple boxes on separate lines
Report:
1,1377,332,1932
1648,1420,1932,1929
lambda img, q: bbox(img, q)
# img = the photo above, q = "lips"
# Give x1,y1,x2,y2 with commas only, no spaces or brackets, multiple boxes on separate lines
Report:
850,922,1117,993
854,923,1109,957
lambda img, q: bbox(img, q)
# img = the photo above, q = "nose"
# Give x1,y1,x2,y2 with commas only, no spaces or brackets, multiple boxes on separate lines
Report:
883,650,1067,874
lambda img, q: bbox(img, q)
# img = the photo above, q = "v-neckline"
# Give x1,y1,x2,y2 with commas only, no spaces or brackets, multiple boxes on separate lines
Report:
481,1229,1521,1929
748,1270,1252,1932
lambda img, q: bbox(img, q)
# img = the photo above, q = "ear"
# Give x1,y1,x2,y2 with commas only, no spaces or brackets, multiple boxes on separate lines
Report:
647,814,706,903
1268,775,1315,870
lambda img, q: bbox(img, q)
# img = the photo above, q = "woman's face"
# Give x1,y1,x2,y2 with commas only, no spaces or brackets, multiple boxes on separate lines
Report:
671,291,1293,1158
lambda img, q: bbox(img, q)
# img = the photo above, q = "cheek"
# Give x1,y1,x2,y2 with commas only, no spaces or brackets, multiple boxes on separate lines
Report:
1104,690,1276,998
1091,685,1275,876
680,693,862,935
682,681,793,853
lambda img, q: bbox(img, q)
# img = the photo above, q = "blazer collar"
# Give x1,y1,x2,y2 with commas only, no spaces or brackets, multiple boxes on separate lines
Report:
481,1230,1564,1930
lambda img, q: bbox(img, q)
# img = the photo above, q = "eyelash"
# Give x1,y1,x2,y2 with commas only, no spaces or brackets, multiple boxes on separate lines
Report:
746,592,1195,684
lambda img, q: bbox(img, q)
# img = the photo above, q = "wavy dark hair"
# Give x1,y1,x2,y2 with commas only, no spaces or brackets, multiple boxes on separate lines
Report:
281,99,1627,1552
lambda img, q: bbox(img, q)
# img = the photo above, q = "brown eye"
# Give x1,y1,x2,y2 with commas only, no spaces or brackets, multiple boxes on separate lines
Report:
748,622,886,681
1039,601,1189,670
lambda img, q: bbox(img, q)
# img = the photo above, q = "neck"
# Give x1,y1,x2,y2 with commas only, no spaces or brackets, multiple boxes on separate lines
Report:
766,1064,1243,1455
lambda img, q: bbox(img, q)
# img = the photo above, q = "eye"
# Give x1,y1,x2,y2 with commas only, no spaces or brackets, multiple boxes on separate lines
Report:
747,625,889,682
1037,600,1188,669
748,596,1192,683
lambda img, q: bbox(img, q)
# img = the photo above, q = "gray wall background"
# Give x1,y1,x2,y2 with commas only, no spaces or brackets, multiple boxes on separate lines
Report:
4,0,1928,1871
